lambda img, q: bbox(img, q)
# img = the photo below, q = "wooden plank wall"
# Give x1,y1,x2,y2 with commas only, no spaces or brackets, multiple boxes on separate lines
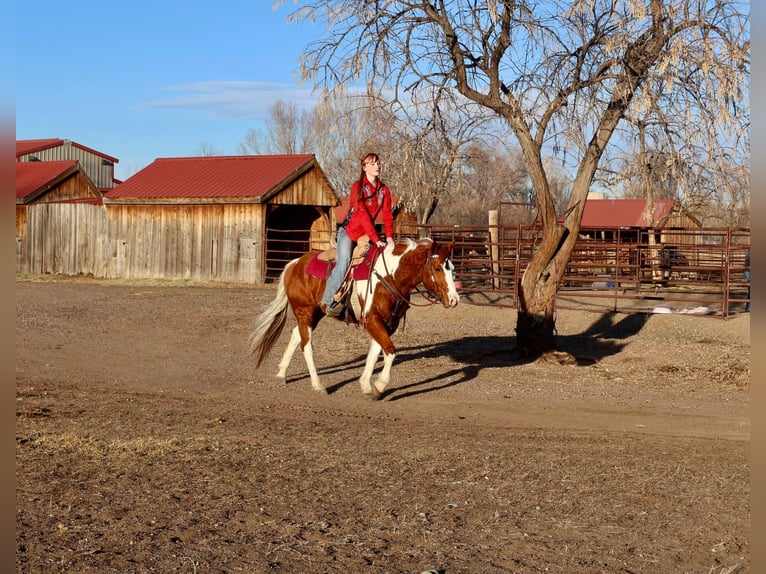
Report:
16,203,266,283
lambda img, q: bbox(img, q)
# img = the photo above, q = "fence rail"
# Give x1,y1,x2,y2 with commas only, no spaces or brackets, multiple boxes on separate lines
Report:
266,224,750,319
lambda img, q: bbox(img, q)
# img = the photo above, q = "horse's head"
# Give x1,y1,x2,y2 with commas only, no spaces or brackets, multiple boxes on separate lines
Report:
422,240,460,308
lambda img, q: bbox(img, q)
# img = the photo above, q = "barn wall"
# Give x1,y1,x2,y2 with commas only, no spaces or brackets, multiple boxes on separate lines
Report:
270,168,337,206
38,171,102,203
17,203,108,276
17,203,267,283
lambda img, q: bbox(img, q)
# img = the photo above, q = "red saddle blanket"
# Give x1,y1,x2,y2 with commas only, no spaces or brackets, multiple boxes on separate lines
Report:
306,245,383,281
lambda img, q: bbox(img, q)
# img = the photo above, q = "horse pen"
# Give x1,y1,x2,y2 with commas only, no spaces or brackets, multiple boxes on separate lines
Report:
265,223,750,318
16,225,749,573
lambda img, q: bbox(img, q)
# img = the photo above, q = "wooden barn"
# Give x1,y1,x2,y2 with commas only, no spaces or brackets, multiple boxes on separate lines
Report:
16,160,105,275
16,138,120,191
103,155,338,282
16,150,339,283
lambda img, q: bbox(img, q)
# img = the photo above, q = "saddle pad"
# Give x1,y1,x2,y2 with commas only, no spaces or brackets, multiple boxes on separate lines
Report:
306,245,382,280
306,253,334,279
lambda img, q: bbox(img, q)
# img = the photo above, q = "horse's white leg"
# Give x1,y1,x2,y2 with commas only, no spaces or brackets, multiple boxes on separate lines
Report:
359,339,383,400
276,326,302,380
278,325,326,394
373,351,396,397
300,327,326,394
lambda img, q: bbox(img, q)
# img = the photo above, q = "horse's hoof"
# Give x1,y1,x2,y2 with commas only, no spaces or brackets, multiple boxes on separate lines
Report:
363,389,381,401
312,386,328,395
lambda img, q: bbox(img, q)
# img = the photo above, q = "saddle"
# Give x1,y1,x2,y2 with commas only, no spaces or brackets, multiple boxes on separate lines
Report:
306,235,382,282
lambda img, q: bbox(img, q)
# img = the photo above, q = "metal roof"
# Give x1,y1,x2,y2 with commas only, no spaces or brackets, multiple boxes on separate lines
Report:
16,160,78,202
105,155,317,201
16,138,119,163
580,198,678,228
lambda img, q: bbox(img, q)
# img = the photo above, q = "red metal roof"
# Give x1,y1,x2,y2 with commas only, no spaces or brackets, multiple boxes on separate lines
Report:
16,138,64,157
580,198,677,228
16,138,119,163
16,160,78,201
105,155,316,201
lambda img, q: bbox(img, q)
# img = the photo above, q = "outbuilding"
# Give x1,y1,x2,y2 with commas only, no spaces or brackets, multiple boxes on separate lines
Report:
17,151,339,283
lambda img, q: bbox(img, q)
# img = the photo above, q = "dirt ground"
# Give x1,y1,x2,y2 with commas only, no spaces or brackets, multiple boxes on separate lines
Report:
16,277,750,574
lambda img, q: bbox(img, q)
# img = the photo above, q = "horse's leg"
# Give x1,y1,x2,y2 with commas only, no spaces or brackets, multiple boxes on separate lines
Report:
300,325,327,395
360,317,397,400
359,338,383,400
278,316,326,394
276,326,302,381
373,346,397,398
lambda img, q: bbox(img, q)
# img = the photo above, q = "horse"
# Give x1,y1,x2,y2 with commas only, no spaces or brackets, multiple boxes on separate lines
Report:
248,237,460,400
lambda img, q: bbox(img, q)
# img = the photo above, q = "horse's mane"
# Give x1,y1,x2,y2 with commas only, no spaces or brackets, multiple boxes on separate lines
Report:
398,237,433,251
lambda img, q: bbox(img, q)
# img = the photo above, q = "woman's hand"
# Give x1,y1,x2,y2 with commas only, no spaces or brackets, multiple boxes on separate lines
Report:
375,240,386,248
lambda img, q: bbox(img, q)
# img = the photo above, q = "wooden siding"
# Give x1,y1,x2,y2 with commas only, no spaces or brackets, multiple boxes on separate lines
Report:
17,203,268,282
38,170,102,203
18,142,117,189
268,168,338,206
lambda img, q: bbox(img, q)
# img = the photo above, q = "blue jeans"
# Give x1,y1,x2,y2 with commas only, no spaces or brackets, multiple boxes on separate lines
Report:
321,226,353,306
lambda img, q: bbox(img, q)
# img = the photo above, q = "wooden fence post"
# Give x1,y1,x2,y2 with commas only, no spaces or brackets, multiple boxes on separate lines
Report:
489,210,499,289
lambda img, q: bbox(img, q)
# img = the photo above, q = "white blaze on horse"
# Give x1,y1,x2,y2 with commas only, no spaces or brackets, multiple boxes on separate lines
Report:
248,237,460,400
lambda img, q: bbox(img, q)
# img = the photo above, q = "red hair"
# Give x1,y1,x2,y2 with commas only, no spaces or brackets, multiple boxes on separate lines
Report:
356,153,380,201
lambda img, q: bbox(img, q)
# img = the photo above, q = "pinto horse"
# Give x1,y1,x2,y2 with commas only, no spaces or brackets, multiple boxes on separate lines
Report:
248,237,460,400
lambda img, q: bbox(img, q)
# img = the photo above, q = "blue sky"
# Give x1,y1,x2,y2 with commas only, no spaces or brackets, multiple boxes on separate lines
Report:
16,1,323,180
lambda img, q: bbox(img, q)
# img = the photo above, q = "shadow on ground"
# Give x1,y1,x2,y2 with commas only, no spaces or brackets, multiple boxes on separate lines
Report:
289,311,651,400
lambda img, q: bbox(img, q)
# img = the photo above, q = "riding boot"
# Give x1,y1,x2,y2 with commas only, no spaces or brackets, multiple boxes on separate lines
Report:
326,300,344,317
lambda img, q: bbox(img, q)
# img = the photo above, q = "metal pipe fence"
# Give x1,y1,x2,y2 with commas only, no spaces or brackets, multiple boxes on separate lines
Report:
265,224,750,319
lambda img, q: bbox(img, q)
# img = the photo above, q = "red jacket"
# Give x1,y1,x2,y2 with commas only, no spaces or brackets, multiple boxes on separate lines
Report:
345,179,394,243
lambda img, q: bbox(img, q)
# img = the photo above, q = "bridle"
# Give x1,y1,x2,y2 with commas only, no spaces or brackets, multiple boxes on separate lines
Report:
411,253,450,305
372,247,446,308
357,246,449,331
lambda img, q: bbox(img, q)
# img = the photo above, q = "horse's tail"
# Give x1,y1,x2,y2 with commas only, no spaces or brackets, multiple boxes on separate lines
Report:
248,260,294,367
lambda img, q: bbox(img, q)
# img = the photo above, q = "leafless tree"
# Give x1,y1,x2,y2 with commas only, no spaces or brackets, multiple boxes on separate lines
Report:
602,56,749,228
196,143,225,156
280,0,749,358
434,143,529,225
361,88,503,224
301,89,374,196
237,100,314,156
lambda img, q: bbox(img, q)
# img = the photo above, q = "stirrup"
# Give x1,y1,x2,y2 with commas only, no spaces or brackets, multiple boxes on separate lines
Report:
326,301,344,317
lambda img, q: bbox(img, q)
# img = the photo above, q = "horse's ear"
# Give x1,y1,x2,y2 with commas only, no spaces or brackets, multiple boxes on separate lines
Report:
436,240,455,261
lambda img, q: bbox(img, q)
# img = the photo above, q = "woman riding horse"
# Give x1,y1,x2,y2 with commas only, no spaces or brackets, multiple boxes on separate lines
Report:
249,237,459,400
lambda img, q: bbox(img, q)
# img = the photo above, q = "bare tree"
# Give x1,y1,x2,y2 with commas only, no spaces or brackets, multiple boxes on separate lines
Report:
363,88,499,225
602,58,749,228
196,143,225,156
281,0,749,358
434,143,529,225
237,100,314,155
306,90,369,197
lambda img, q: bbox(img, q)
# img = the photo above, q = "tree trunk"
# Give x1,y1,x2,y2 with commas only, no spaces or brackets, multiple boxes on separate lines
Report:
514,219,568,359
515,276,558,358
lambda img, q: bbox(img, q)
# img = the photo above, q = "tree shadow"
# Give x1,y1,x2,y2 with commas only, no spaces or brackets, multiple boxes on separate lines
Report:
555,311,651,361
289,310,652,399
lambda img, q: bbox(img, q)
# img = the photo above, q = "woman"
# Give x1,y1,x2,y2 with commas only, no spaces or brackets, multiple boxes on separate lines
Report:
321,152,395,316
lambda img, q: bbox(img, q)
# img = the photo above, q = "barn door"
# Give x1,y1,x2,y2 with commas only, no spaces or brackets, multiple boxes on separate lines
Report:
265,205,330,281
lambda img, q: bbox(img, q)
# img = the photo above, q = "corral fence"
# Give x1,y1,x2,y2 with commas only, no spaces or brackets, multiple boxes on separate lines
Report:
265,224,750,319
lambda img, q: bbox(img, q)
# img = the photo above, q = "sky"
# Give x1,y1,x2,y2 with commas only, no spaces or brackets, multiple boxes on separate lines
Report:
16,1,325,181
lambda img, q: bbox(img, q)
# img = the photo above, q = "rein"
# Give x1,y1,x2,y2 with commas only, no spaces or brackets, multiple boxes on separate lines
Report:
353,243,445,332
373,249,442,308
